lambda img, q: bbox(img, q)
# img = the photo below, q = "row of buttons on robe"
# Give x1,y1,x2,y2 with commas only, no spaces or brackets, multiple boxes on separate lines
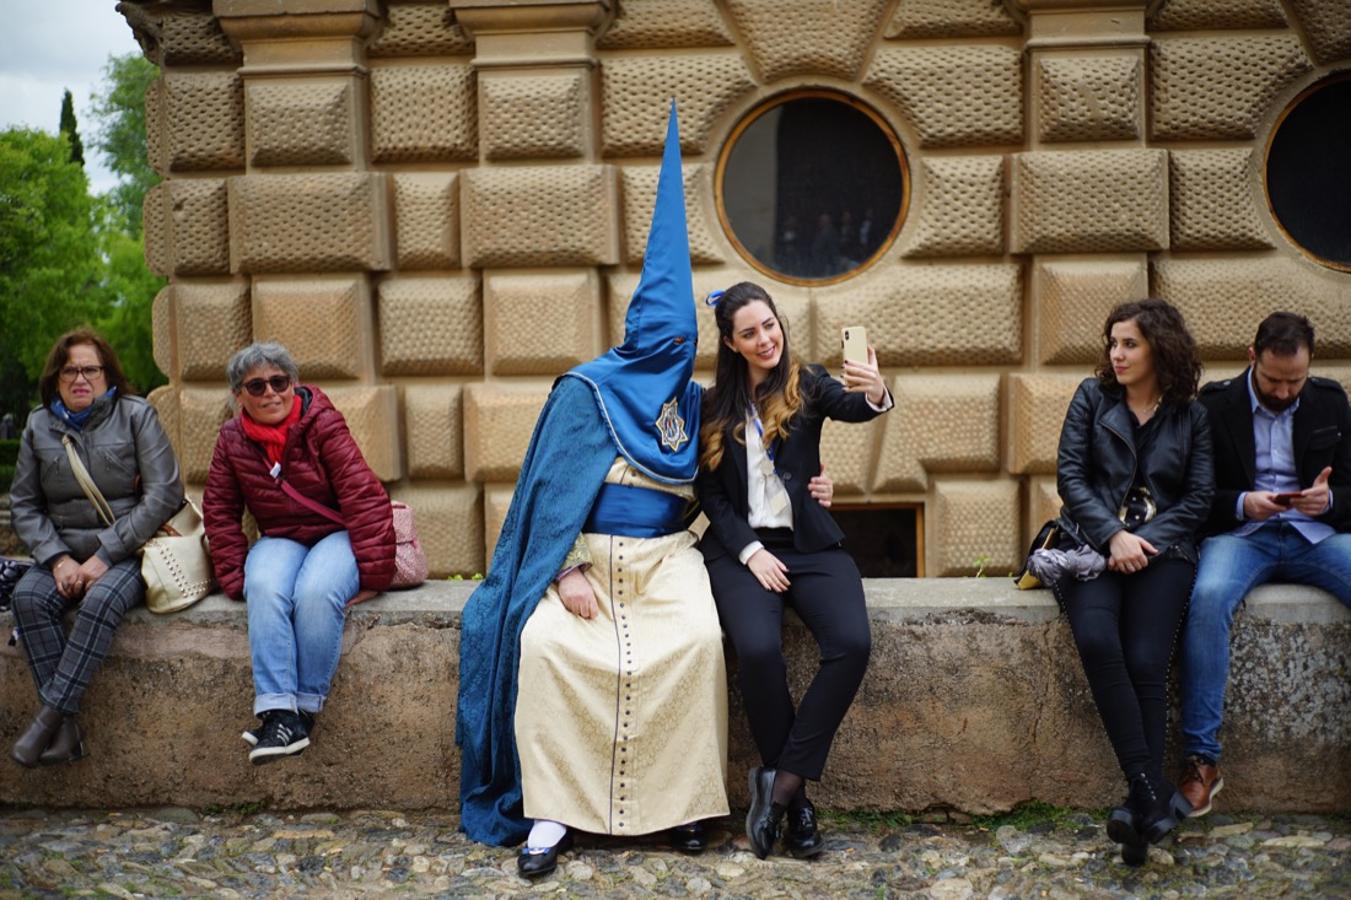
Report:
616,538,631,829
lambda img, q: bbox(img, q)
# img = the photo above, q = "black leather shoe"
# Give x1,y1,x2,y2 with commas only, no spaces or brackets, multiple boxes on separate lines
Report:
785,799,825,859
38,715,86,766
670,820,707,853
517,830,574,879
1105,799,1140,847
1124,772,1181,846
746,766,784,859
1120,837,1148,867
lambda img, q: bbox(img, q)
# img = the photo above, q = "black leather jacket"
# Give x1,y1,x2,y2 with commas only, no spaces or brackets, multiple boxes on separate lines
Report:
1055,378,1215,564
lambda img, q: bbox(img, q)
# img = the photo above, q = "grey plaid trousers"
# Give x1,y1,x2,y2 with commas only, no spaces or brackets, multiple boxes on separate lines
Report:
11,558,144,714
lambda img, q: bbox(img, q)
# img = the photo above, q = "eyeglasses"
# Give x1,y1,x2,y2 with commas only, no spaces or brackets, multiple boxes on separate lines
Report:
59,365,105,383
241,375,293,397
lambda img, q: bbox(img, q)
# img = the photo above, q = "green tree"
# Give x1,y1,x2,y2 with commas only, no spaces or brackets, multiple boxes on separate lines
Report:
59,88,85,167
0,129,102,421
88,54,159,236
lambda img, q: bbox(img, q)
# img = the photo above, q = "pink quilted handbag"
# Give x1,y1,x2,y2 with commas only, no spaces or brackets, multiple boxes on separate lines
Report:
279,481,428,590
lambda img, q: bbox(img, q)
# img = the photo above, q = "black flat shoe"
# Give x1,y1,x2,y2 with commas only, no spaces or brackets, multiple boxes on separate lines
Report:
1105,802,1140,847
746,766,784,860
785,799,825,859
670,821,707,853
517,831,574,879
1121,837,1148,867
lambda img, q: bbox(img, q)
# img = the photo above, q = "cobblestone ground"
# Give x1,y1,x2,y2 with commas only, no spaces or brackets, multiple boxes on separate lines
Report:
0,806,1346,898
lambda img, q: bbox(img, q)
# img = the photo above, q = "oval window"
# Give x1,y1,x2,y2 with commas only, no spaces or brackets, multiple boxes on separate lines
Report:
716,90,908,285
1266,74,1351,271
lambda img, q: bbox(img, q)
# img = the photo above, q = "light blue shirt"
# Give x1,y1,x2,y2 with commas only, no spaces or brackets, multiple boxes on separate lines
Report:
1235,369,1334,544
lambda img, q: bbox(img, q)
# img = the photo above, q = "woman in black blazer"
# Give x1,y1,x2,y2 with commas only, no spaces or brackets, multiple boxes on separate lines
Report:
696,281,891,859
1053,298,1213,866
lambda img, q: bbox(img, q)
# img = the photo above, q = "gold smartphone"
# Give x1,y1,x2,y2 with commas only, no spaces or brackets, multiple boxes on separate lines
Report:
841,326,869,366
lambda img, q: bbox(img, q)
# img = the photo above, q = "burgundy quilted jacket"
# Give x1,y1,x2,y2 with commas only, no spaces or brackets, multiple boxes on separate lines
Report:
203,386,395,600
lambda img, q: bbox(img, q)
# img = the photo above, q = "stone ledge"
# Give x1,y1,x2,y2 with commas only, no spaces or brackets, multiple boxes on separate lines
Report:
2,580,1346,814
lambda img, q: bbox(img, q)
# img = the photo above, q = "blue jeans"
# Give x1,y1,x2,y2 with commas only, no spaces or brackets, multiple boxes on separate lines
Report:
1180,523,1351,761
244,531,360,716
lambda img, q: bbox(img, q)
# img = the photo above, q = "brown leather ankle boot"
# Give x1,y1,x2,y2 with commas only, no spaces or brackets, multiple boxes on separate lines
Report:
38,715,86,766
10,705,64,768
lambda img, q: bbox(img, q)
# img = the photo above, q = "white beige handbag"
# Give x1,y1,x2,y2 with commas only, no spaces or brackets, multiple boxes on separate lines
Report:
63,435,213,613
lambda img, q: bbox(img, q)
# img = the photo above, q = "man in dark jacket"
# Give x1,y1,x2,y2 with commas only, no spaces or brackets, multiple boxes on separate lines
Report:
1179,312,1351,816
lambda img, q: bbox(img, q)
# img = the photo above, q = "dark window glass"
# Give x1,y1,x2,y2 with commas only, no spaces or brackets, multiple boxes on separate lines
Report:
718,93,907,284
831,505,921,577
1267,76,1351,270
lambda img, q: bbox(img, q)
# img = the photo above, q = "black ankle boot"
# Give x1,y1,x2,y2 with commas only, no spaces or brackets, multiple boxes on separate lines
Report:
38,715,86,766
1126,771,1181,845
10,705,63,768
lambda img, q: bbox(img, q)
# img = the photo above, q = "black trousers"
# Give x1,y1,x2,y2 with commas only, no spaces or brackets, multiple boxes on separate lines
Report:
1055,557,1194,780
706,532,871,781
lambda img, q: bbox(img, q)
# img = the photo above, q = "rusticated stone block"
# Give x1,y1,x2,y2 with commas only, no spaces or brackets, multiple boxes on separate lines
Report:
1288,0,1351,64
143,180,231,277
622,163,723,265
461,165,618,268
378,275,482,376
368,1,473,57
1036,54,1141,143
160,72,245,172
480,71,588,161
885,0,1020,38
812,263,1022,367
484,485,515,564
819,417,882,495
1148,0,1286,30
1027,476,1062,542
227,173,392,273
252,276,370,381
151,286,174,379
902,155,1003,258
404,384,463,480
1152,257,1351,360
324,385,402,483
725,0,891,82
145,386,180,462
145,77,167,177
602,54,756,157
175,280,252,382
179,387,234,484
487,271,602,376
370,63,476,162
1034,258,1148,365
463,384,551,482
1008,374,1083,476
865,46,1022,148
1011,150,1169,254
393,173,459,271
1150,35,1311,141
606,270,811,370
245,79,355,167
1169,149,1271,251
930,479,1021,577
388,485,483,577
598,0,735,49
139,6,242,66
873,375,1001,492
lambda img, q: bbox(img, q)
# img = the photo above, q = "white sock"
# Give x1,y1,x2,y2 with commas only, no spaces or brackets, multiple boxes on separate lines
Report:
526,819,567,850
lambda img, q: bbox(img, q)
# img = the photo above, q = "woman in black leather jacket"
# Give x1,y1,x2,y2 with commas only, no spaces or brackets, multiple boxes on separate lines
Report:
1054,299,1213,865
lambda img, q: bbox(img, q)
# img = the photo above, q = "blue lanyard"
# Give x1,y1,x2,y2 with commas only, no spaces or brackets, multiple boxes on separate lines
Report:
750,408,777,463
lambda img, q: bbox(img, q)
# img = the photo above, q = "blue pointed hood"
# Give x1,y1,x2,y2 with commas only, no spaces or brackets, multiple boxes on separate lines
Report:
561,101,701,483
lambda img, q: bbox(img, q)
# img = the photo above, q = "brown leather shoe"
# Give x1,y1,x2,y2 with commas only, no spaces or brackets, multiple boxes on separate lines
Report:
1179,755,1223,817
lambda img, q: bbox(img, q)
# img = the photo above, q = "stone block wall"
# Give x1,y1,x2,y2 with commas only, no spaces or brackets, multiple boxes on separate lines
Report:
123,0,1351,580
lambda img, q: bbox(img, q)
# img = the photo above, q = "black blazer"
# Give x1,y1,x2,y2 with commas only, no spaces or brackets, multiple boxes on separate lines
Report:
1198,367,1351,535
696,365,888,562
1055,377,1214,563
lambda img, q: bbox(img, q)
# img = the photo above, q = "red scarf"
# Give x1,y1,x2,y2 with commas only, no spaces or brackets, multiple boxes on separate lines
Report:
239,398,303,469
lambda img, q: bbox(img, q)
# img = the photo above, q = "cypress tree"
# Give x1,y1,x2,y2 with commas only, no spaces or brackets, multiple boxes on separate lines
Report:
59,89,85,166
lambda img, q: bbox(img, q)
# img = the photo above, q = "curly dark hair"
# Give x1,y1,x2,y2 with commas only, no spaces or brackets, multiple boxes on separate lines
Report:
1094,298,1202,405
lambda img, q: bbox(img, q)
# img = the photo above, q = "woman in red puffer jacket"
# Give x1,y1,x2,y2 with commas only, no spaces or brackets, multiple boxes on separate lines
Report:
203,341,394,765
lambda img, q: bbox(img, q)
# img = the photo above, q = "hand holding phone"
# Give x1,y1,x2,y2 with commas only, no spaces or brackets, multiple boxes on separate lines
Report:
1272,492,1300,506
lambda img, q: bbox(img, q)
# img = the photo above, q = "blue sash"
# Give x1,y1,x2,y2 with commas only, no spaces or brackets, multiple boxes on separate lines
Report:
583,482,689,538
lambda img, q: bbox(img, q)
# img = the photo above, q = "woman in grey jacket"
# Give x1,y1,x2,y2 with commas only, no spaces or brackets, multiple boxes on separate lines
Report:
8,330,184,767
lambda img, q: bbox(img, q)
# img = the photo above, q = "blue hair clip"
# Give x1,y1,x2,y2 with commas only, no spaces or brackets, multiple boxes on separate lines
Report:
704,289,725,307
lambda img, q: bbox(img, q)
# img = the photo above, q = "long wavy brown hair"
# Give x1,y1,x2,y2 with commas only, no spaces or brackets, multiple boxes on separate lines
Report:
699,282,803,471
1095,298,1202,405
38,329,138,407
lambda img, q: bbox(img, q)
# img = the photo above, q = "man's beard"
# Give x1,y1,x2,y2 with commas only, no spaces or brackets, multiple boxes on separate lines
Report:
1254,379,1299,413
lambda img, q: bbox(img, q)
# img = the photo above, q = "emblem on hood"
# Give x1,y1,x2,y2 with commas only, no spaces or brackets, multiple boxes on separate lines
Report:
655,397,689,453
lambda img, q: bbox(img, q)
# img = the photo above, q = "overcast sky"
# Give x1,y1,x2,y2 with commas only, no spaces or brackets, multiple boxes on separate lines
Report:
0,1,147,196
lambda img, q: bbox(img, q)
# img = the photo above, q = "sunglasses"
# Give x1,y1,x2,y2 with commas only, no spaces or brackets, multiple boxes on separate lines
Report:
241,375,293,397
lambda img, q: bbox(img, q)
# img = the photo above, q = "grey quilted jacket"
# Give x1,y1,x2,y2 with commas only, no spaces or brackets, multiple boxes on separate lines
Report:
10,392,184,567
